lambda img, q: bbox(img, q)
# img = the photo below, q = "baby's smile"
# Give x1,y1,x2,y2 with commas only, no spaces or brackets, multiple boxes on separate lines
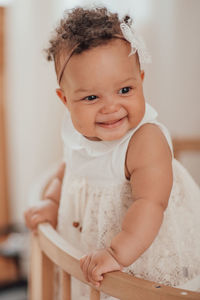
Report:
96,116,127,129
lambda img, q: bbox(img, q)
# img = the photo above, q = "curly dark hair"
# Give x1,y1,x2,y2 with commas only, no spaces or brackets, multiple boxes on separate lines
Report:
45,6,133,74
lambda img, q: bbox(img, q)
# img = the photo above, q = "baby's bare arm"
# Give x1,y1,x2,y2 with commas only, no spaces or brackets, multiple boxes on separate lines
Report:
79,124,173,286
42,162,66,203
108,124,173,266
24,162,66,231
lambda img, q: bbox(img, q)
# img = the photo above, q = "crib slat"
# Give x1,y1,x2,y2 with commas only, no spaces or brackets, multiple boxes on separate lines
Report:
90,286,100,300
42,252,54,300
61,270,71,300
29,235,43,300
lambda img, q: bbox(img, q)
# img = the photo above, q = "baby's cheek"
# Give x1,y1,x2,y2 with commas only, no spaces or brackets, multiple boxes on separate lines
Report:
72,117,94,136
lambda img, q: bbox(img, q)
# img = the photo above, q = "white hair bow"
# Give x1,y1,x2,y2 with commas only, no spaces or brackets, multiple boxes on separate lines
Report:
120,22,151,65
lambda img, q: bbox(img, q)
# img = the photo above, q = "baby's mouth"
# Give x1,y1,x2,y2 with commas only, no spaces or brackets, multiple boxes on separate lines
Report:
96,116,126,128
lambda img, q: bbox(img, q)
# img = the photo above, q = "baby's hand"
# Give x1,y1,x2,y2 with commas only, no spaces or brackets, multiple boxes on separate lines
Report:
80,248,123,287
24,199,59,234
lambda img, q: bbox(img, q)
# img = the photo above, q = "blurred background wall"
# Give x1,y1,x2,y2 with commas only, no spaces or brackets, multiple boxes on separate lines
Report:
1,0,200,224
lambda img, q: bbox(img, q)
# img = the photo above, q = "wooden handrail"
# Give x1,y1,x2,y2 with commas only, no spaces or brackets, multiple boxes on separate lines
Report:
34,223,200,300
173,138,200,159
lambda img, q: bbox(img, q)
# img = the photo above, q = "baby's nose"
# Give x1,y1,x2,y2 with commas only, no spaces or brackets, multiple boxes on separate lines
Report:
100,97,121,114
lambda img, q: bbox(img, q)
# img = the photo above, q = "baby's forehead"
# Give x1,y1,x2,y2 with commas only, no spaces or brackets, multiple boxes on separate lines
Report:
57,39,140,81
61,55,140,95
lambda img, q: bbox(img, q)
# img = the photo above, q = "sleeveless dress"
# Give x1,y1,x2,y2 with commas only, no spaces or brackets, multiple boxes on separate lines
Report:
57,102,200,299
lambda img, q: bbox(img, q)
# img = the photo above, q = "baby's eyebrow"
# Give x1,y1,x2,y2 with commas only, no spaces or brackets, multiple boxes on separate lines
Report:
74,87,92,94
119,77,136,84
74,77,136,94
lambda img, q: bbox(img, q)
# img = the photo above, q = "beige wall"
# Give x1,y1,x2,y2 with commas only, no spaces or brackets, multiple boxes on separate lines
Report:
4,0,64,223
3,0,200,223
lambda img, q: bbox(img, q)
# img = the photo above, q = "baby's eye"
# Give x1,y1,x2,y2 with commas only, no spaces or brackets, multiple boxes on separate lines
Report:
119,87,132,94
83,95,97,101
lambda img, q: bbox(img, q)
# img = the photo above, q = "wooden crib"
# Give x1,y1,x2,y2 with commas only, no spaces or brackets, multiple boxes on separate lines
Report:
29,223,200,300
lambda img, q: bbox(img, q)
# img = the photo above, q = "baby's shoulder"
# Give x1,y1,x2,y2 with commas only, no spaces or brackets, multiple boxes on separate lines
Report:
125,123,172,179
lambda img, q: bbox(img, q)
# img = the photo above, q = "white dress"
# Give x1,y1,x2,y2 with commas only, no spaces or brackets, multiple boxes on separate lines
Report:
57,102,200,299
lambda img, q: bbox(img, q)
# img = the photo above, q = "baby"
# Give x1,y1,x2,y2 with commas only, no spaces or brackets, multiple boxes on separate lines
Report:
24,5,200,297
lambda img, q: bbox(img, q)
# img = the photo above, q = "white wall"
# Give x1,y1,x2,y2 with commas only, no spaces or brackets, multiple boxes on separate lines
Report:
4,0,64,223
143,0,200,137
3,0,200,223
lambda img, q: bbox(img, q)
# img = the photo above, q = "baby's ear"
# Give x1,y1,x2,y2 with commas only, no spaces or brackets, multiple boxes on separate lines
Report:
56,88,67,106
140,70,145,81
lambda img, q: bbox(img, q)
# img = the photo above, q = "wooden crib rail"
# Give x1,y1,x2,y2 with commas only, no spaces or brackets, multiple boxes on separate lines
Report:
29,223,200,300
173,138,200,159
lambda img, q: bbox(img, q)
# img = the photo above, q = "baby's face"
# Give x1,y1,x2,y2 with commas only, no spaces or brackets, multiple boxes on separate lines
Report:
57,39,145,141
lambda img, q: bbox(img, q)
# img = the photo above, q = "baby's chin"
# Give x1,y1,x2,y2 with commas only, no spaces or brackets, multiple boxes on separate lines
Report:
82,126,131,141
101,135,126,141
97,128,132,141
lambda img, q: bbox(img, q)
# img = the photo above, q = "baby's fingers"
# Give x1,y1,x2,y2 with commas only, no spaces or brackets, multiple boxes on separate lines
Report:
80,255,92,282
90,266,103,285
24,206,40,224
26,212,45,232
31,214,46,228
87,260,104,287
24,208,36,229
80,255,87,269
